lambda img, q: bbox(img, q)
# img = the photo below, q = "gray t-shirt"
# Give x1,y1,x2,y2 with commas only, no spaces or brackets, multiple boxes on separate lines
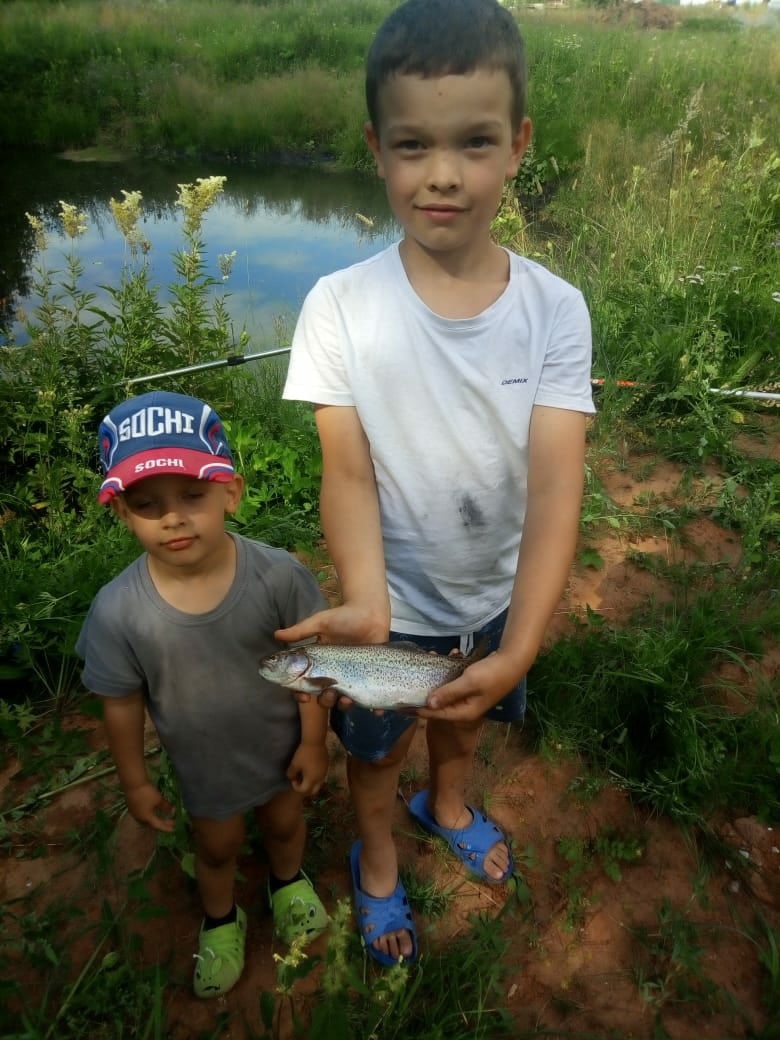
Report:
76,534,326,818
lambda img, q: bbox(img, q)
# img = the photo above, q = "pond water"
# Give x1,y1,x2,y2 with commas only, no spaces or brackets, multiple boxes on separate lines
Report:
0,152,398,356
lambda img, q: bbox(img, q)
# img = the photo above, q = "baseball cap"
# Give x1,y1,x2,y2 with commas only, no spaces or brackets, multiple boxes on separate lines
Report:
97,391,235,504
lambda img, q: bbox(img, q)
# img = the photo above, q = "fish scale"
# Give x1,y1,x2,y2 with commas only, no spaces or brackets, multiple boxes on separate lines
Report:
258,641,472,710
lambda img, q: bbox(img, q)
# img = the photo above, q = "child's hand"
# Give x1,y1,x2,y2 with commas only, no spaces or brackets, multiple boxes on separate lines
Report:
416,651,525,723
286,741,328,796
125,782,176,833
275,603,390,710
276,603,389,646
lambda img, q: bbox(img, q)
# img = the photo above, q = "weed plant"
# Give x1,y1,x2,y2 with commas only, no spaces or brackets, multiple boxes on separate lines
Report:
555,828,646,930
260,899,515,1040
541,73,778,445
632,899,724,1017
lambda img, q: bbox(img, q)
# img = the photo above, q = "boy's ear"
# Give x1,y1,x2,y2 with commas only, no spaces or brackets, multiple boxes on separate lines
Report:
364,122,385,178
506,117,533,180
109,496,131,527
223,474,244,515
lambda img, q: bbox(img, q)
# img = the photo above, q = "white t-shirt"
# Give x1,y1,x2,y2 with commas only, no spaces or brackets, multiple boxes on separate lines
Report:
284,243,595,635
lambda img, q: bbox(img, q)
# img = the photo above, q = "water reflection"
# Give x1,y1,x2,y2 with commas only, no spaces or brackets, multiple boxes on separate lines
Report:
1,153,397,347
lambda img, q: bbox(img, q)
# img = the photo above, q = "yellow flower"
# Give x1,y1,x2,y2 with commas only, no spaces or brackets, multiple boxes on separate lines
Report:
26,212,47,252
60,201,88,239
110,190,144,253
176,176,227,235
218,250,237,281
321,899,353,997
272,935,309,996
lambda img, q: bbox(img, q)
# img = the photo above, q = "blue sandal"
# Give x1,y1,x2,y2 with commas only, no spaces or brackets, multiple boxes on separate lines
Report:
349,841,418,967
407,789,514,885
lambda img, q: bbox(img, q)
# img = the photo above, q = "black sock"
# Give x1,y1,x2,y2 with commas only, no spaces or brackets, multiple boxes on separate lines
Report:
269,869,303,894
203,904,237,931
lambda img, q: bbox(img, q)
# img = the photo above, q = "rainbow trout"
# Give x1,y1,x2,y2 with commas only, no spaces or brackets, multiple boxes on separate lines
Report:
258,641,475,710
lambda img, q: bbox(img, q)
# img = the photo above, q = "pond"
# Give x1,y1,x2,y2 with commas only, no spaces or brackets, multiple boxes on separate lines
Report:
0,152,398,363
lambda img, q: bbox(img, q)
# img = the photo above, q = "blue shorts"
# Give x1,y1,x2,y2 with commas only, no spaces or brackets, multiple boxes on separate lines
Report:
330,608,527,762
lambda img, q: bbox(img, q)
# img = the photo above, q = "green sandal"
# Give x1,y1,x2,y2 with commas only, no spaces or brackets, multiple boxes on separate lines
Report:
193,906,247,998
269,873,329,945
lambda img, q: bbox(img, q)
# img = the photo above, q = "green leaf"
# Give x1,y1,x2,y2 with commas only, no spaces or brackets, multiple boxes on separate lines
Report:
579,548,604,570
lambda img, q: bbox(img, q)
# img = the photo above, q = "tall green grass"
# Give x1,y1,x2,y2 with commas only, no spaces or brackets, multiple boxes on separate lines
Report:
530,582,780,823
0,0,394,153
3,1,778,168
548,112,779,433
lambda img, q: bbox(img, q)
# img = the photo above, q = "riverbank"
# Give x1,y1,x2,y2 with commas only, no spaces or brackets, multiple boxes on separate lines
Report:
2,1,777,170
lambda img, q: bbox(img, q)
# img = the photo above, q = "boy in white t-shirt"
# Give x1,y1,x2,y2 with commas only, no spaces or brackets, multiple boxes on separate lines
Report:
279,0,595,966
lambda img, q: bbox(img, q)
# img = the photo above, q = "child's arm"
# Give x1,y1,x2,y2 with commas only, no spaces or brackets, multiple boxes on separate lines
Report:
421,406,587,722
275,404,390,671
315,403,390,636
103,692,175,832
286,698,329,796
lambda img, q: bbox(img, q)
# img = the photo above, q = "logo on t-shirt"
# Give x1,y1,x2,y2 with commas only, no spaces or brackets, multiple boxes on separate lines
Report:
500,377,528,386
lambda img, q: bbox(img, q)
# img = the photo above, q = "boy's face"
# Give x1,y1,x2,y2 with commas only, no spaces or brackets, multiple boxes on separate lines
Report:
110,473,243,570
366,69,531,263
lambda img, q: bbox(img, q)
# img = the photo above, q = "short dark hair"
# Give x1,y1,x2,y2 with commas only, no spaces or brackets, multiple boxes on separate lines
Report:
366,0,527,134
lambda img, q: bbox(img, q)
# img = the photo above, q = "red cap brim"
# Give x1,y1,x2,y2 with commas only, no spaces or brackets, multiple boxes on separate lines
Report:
98,447,235,504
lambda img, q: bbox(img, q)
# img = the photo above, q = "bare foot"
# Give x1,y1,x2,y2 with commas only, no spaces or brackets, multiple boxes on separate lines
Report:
368,921,414,961
480,827,511,880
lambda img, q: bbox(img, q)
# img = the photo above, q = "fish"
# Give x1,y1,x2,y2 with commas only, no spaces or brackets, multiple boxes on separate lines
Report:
258,641,478,711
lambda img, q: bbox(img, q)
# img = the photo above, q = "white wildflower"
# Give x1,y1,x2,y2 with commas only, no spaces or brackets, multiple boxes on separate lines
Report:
176,176,227,236
110,190,144,254
218,250,237,281
60,201,88,239
26,212,47,252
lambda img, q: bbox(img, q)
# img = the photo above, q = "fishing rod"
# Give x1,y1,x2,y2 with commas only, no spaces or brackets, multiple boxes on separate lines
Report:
124,349,780,402
590,378,780,402
123,347,293,387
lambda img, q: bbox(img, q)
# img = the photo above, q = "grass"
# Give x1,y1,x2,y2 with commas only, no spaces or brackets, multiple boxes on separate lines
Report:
398,867,457,920
554,829,647,931
2,1,778,175
0,0,390,157
531,581,779,822
631,900,725,1016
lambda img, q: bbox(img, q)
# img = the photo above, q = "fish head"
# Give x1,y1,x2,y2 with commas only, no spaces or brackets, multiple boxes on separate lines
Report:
258,648,312,687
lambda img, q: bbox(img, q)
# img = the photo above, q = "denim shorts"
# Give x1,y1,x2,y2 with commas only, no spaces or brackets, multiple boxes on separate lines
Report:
330,608,527,762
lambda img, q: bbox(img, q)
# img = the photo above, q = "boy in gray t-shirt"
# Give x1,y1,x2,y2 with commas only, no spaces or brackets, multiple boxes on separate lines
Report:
76,390,329,998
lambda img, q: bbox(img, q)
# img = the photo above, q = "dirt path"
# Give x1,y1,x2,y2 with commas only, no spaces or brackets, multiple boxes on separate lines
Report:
2,419,779,1039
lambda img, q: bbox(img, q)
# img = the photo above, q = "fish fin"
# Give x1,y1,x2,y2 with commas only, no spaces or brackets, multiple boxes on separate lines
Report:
396,703,422,716
390,640,434,654
468,638,491,664
305,675,340,691
390,638,488,665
